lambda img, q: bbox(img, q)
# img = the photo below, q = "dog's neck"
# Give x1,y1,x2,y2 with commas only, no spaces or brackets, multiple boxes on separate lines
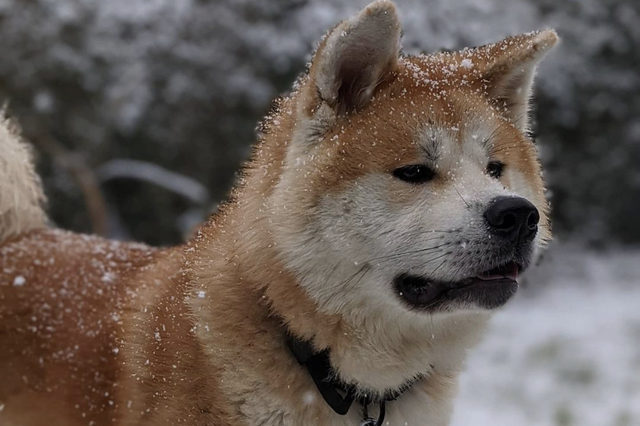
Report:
275,277,489,396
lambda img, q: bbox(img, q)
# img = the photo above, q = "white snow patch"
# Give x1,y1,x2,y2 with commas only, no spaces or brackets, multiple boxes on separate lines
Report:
460,58,474,69
13,275,26,286
102,272,116,283
302,390,316,406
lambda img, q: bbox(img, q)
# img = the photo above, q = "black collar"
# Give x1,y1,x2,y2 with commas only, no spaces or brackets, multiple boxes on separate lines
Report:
286,334,421,425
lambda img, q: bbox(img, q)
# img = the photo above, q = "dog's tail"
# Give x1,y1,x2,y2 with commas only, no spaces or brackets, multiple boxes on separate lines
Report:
0,114,47,243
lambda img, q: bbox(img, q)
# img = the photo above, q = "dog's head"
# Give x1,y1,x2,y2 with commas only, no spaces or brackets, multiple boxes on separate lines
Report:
268,1,557,322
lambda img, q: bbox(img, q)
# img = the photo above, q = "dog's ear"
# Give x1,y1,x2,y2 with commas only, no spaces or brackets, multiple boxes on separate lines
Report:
309,1,401,114
474,30,558,132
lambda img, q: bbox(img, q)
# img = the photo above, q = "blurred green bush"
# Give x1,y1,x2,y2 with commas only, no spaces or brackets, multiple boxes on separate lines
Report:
0,0,637,245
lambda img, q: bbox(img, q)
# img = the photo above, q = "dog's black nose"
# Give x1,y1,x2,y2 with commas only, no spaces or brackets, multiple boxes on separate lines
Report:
484,196,539,243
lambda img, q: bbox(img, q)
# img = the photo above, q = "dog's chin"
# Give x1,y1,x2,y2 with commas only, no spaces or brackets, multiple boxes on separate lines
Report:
394,261,523,311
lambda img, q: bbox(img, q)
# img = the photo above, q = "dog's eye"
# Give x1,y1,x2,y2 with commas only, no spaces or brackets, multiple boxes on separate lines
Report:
486,161,504,179
393,165,435,183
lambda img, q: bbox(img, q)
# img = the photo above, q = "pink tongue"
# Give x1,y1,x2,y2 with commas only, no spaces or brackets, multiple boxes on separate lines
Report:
478,264,519,281
505,264,519,280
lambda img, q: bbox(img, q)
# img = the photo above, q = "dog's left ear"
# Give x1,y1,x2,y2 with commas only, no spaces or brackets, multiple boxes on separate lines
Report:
475,30,558,132
309,1,401,114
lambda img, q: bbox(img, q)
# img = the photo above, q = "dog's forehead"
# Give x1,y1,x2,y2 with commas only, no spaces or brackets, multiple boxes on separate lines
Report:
335,56,500,162
305,53,540,199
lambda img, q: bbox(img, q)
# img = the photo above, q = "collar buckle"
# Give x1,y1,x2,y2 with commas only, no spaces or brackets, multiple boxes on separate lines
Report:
360,399,386,426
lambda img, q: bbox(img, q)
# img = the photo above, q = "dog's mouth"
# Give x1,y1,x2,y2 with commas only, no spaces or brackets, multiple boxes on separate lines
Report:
475,262,520,282
394,261,522,311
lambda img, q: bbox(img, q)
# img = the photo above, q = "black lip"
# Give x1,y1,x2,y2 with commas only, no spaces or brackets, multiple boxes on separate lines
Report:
445,277,518,310
394,262,522,311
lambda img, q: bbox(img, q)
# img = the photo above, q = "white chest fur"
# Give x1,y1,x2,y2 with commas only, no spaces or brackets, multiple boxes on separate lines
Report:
245,384,453,426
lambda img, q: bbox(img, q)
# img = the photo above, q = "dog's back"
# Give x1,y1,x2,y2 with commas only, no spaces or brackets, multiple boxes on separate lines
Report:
0,226,236,426
0,228,157,425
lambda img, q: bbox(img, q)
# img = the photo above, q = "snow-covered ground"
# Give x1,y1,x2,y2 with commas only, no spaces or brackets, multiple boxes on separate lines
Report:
452,246,640,426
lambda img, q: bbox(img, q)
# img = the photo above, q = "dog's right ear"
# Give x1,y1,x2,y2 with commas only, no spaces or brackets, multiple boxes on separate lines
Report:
308,1,401,115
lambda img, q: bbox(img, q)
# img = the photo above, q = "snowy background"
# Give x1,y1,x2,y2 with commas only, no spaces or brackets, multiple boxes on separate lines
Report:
453,244,640,426
0,0,638,424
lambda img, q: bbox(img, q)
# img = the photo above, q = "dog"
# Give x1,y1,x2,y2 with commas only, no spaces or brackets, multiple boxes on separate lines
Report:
0,2,557,425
